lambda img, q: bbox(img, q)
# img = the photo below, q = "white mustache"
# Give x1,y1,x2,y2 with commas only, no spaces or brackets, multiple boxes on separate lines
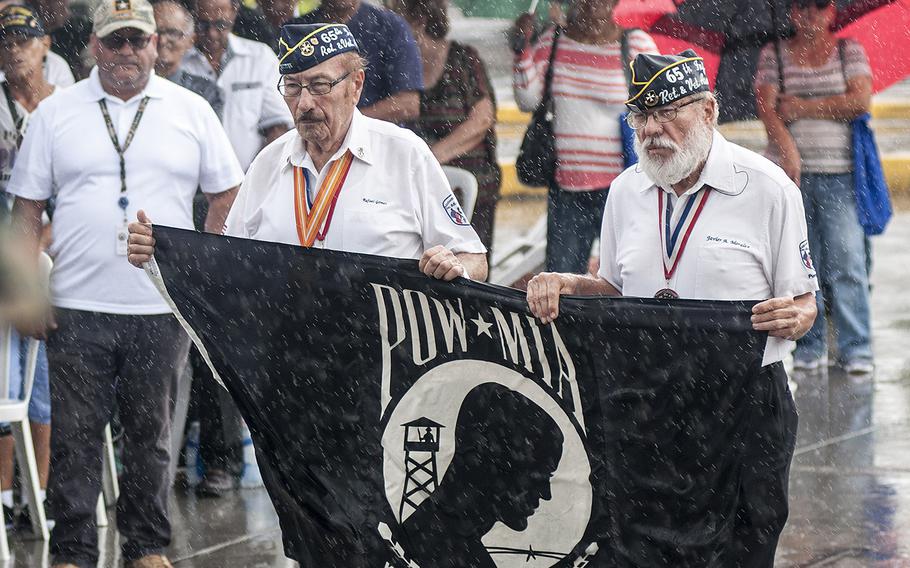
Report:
641,138,678,152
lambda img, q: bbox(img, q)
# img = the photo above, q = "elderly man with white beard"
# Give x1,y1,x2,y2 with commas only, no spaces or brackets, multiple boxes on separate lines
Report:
527,50,818,565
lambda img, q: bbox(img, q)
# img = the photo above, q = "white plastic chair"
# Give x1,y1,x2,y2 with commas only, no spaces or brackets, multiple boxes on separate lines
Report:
441,166,478,222
0,252,53,560
489,215,547,287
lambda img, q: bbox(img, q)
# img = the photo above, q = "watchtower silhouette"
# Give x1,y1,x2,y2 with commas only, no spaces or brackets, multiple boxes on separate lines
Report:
399,417,444,521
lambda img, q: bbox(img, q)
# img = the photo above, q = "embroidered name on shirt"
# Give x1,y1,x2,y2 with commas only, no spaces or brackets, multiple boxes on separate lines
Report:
706,235,751,250
232,81,263,91
362,198,388,205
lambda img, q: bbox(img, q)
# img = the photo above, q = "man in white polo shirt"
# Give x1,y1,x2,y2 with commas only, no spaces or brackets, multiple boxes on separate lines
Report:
7,0,243,566
527,51,818,566
183,0,292,171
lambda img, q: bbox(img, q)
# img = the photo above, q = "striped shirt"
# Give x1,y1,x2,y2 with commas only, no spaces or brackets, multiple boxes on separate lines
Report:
755,39,871,174
513,28,657,191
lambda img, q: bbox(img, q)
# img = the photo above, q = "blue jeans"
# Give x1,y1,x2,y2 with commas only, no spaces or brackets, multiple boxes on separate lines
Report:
795,173,873,364
2,329,51,426
546,185,609,274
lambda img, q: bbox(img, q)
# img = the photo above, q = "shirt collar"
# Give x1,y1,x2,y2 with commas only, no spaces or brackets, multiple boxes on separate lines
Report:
183,34,246,74
81,67,166,103
281,108,374,172
632,130,741,196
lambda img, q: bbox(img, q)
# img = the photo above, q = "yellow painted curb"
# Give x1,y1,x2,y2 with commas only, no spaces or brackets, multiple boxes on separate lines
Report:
883,155,910,195
872,101,910,120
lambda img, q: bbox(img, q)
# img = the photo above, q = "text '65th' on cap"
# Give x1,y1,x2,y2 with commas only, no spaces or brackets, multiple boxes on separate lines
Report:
278,23,360,75
93,0,156,39
625,49,710,112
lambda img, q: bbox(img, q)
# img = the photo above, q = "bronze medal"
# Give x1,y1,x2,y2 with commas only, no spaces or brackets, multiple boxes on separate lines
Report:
654,288,680,299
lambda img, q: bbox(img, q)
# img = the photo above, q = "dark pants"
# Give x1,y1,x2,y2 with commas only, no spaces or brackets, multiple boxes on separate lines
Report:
546,184,609,274
470,198,498,271
191,347,243,474
730,362,798,566
46,308,190,567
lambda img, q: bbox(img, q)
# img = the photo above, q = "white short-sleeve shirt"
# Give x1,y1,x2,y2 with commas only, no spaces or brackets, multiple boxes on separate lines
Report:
182,34,293,170
224,109,486,260
7,68,244,315
598,131,819,365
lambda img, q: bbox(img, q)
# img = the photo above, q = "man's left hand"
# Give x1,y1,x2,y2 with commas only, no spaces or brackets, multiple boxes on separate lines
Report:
419,245,467,281
751,293,817,340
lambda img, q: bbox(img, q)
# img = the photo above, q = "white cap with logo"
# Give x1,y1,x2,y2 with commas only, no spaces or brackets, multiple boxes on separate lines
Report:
93,0,156,38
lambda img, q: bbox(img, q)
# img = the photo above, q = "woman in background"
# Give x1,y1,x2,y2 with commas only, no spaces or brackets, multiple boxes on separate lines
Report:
396,0,501,267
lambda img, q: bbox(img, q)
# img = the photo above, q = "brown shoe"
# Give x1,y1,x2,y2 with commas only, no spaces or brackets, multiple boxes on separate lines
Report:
126,555,174,568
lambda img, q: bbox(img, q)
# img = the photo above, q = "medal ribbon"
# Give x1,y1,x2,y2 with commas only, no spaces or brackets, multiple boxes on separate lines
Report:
293,150,354,247
658,187,711,281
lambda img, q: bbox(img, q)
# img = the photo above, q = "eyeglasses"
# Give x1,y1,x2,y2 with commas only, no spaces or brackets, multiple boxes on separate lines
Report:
793,0,832,9
195,19,232,32
99,34,151,51
625,98,704,130
157,27,188,40
278,72,352,97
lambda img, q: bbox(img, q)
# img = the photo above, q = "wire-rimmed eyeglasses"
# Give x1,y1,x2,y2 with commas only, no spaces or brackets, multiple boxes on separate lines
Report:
277,72,352,97
625,97,704,130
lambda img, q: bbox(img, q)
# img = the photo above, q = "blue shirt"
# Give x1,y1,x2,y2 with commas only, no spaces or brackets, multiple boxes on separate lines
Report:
289,2,423,108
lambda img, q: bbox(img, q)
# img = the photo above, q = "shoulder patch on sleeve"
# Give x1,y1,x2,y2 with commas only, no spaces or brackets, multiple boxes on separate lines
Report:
442,194,470,226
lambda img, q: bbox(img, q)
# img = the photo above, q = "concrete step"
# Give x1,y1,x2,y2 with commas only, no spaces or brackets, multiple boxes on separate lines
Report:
494,100,910,197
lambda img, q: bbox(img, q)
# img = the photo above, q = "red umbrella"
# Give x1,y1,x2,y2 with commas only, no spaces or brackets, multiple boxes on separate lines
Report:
835,0,910,93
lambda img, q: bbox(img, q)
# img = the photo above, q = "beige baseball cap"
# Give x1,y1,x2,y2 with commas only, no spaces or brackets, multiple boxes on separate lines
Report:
93,0,156,38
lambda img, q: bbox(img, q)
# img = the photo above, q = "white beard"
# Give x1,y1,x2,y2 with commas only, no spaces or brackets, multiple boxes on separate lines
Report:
634,119,715,189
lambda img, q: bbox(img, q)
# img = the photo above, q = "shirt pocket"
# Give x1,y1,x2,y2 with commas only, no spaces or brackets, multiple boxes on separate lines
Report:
228,81,265,125
340,206,419,257
695,243,769,300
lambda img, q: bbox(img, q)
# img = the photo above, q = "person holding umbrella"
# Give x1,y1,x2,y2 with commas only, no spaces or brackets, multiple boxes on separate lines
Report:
755,0,875,377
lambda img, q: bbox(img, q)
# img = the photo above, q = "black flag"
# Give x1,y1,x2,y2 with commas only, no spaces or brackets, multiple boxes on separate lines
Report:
149,226,771,567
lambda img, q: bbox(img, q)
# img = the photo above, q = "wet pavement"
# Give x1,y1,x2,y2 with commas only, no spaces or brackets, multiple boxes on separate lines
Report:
5,209,910,567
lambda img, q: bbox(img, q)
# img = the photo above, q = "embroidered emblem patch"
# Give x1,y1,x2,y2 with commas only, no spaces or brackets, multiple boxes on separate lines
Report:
799,239,814,271
442,195,469,226
114,0,131,12
643,91,659,107
301,43,315,56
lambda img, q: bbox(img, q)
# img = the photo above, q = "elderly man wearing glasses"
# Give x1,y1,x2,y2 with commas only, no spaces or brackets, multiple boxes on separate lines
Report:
129,23,487,281
527,50,818,565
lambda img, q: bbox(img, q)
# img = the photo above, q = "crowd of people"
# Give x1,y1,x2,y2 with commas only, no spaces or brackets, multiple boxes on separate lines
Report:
0,0,879,566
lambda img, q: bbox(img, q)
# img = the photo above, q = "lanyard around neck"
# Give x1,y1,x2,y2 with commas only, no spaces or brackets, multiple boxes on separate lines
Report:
2,83,24,148
99,96,151,218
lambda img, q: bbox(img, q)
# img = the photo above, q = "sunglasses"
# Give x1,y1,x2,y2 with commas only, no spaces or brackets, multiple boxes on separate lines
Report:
99,34,151,50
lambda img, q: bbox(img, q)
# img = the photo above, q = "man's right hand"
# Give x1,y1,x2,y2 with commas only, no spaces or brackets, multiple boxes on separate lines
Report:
526,272,578,324
127,209,155,268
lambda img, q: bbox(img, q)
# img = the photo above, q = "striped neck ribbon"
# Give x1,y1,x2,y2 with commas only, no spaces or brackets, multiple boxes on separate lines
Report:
658,187,711,282
293,150,354,247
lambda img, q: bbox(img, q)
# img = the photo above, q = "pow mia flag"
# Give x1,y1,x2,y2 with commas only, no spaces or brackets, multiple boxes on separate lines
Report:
148,226,773,568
